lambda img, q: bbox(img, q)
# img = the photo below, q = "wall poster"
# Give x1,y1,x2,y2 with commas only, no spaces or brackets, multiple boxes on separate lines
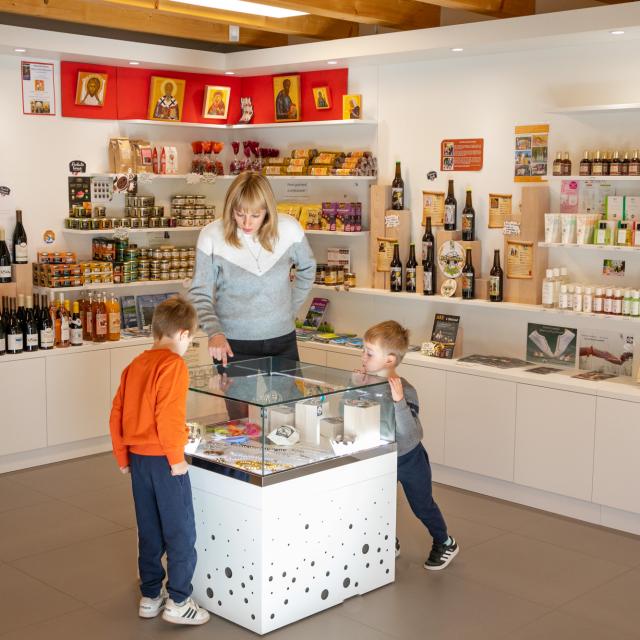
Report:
21,61,56,115
488,193,512,228
506,239,534,279
514,124,548,182
422,191,445,226
527,323,577,368
441,138,484,171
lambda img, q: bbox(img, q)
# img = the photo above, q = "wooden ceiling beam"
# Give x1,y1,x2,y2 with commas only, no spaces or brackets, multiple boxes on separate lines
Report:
0,0,288,47
411,0,534,17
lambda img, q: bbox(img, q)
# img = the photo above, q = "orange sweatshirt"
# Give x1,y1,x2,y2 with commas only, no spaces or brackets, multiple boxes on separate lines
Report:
109,348,189,468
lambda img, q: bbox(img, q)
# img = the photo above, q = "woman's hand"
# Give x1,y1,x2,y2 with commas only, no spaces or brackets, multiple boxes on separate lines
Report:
208,333,234,366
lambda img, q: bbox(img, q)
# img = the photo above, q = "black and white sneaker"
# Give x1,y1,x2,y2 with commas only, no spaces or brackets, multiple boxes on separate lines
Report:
162,597,210,625
395,537,401,558
424,537,459,571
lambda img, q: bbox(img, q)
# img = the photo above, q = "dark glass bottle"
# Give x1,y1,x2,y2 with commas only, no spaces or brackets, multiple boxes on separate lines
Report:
12,210,28,264
602,151,611,176
444,180,457,231
0,228,11,283
7,299,23,354
489,249,504,302
0,298,5,356
38,293,54,350
552,152,563,176
592,150,604,176
391,162,404,210
461,188,475,241
421,217,434,263
610,151,623,176
390,243,402,292
423,244,436,296
16,293,25,326
23,295,39,352
461,249,475,300
579,151,591,176
622,152,630,176
405,243,417,293
561,152,572,176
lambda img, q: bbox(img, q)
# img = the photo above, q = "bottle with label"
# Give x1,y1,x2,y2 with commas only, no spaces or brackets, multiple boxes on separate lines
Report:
622,289,632,317
562,152,572,176
423,243,436,296
84,292,94,342
444,180,457,231
391,162,404,210
58,294,70,347
421,217,434,263
579,151,591,176
558,284,569,310
583,286,593,314
591,150,604,176
552,267,561,305
610,151,623,176
94,293,108,341
107,294,121,341
603,287,614,315
593,287,604,314
617,222,630,246
0,228,11,283
596,221,607,245
603,151,611,175
461,249,475,300
405,244,417,293
38,293,54,350
23,295,39,352
542,269,555,309
0,300,5,356
630,150,640,176
489,249,503,302
16,293,25,326
12,210,28,264
70,301,83,346
7,299,23,354
622,152,630,175
613,288,623,315
573,285,583,313
552,152,563,176
631,290,640,317
461,188,475,241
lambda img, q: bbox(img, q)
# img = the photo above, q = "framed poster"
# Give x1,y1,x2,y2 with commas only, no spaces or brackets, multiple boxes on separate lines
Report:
75,72,108,106
506,239,534,279
312,87,331,110
488,193,512,228
422,191,445,226
342,94,362,120
514,124,549,182
21,61,56,115
147,76,186,122
441,138,484,171
203,85,230,119
273,75,300,122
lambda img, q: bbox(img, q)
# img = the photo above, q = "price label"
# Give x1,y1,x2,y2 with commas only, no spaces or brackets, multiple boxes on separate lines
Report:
384,214,400,228
69,160,87,174
503,220,521,236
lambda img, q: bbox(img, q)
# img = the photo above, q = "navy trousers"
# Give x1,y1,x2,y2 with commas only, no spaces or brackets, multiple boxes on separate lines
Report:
397,443,449,545
129,453,197,603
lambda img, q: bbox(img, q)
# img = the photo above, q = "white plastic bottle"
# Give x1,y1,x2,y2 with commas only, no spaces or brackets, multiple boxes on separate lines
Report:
573,285,583,312
542,269,555,309
560,267,569,284
631,290,640,317
558,284,569,310
552,267,561,305
583,286,593,313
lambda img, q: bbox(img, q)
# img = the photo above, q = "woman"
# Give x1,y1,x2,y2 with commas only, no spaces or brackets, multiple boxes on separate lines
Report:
189,172,316,369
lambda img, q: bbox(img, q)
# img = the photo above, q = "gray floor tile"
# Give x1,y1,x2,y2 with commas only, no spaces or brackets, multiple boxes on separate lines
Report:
0,564,84,636
8,453,126,499
561,568,640,637
10,529,139,605
60,482,137,529
501,610,638,640
339,562,549,640
0,476,50,514
0,500,124,562
447,532,628,607
511,510,640,568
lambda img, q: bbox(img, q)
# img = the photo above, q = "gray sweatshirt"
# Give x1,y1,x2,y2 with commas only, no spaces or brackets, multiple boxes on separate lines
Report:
189,215,316,340
386,379,424,457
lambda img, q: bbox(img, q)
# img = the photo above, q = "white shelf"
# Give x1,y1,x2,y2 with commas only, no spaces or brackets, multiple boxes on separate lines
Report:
548,175,640,182
76,173,376,182
539,242,640,253
311,285,640,324
34,279,186,293
305,230,369,237
118,118,377,130
548,103,640,114
62,228,200,236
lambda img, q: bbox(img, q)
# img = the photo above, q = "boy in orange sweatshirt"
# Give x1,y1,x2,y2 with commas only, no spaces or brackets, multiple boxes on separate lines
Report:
110,296,210,626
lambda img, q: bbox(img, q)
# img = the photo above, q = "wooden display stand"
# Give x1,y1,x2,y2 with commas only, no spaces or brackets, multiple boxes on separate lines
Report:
0,264,32,300
435,231,482,298
370,183,412,290
503,186,549,305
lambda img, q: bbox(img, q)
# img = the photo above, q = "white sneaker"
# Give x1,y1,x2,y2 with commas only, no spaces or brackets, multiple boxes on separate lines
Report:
139,589,168,618
162,597,210,626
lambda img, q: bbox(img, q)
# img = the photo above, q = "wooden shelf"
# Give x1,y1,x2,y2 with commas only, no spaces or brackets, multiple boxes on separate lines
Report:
62,228,200,236
539,242,640,253
305,230,369,237
34,279,186,293
548,175,640,182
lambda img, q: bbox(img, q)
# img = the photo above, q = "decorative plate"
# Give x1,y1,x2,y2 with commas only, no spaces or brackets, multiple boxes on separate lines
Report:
437,240,465,278
441,278,457,297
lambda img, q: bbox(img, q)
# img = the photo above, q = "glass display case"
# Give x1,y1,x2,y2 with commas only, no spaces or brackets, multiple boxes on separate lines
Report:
186,356,395,482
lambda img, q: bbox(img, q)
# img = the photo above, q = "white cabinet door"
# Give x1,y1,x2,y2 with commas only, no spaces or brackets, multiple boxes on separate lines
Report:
515,385,595,501
397,363,446,464
0,359,47,456
46,350,111,445
593,397,640,513
326,351,361,371
298,345,326,366
110,343,150,400
445,372,517,481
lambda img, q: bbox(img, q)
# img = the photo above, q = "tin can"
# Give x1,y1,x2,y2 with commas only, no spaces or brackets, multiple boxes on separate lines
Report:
345,272,356,287
130,217,141,229
121,218,132,228
112,218,123,228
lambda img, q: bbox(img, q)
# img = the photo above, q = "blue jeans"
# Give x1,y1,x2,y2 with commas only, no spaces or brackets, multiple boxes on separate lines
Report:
129,453,197,603
397,443,448,545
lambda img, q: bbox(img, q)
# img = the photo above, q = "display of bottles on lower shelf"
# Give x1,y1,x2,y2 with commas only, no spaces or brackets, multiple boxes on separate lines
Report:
0,291,121,356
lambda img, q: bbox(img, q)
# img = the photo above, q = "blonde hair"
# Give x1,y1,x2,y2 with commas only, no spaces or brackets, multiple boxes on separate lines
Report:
152,295,198,340
364,321,410,365
222,172,279,252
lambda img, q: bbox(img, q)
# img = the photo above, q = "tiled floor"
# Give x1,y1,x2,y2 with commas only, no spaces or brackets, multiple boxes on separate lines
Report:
2,453,640,639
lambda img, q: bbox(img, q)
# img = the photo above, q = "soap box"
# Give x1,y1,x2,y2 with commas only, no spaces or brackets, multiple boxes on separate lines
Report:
625,196,640,222
605,195,625,221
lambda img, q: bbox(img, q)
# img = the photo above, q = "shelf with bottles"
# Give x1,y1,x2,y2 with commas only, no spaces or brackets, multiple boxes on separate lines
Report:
32,279,185,294
548,176,640,182
62,228,201,236
305,230,369,237
539,241,640,252
551,149,640,179
77,173,376,183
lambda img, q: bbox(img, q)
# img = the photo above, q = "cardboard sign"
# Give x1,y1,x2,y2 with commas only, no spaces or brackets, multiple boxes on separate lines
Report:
441,138,484,172
69,160,87,174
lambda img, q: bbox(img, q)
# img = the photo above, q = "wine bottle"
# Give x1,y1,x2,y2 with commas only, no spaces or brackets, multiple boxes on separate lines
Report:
0,298,5,356
62,299,71,348
70,301,83,346
489,249,504,302
405,244,417,293
23,295,39,352
444,180,457,231
12,210,28,264
16,293,25,326
38,293,54,350
0,228,11,283
84,292,94,342
421,217,434,263
461,188,475,241
390,243,402,292
391,162,404,210
461,248,475,300
7,299,23,354
423,244,436,296
95,293,108,342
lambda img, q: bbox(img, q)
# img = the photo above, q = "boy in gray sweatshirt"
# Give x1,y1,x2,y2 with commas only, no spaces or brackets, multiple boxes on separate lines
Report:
361,321,458,571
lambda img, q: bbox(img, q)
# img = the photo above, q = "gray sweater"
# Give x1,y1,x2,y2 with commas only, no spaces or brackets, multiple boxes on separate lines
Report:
189,215,316,340
386,379,424,457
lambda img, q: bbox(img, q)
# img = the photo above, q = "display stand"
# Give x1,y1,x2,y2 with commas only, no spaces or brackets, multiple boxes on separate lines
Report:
503,186,549,304
0,264,33,300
